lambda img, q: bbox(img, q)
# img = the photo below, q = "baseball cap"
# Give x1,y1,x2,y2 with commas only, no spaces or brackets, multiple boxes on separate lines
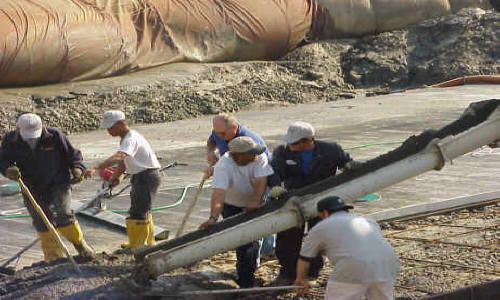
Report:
281,121,315,144
100,110,125,129
228,136,266,155
17,113,42,139
317,196,353,212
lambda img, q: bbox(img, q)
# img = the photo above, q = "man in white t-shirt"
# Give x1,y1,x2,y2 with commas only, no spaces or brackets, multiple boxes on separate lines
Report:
294,196,400,300
85,110,161,249
199,136,274,288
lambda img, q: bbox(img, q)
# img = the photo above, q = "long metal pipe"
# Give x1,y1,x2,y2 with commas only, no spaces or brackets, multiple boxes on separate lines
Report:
144,109,499,277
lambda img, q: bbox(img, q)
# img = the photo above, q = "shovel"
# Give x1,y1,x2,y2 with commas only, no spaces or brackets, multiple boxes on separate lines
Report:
175,174,208,238
17,178,82,275
1,183,111,270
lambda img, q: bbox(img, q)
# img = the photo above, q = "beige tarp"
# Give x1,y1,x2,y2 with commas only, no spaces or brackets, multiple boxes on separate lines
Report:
0,0,491,86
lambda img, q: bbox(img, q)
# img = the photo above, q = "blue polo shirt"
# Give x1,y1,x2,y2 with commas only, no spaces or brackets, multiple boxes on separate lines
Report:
208,125,271,160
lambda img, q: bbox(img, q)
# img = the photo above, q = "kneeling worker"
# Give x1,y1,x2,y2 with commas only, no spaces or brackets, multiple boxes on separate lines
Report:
295,196,400,300
85,111,161,249
0,113,94,261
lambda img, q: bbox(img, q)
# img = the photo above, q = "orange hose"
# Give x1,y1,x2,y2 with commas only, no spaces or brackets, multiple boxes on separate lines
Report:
432,75,500,88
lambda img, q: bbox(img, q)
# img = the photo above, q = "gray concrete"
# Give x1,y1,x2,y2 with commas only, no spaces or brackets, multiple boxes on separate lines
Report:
1,84,499,268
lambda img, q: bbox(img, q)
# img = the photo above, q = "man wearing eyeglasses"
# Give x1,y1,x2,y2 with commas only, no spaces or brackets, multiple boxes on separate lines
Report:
205,113,270,177
269,121,359,284
205,113,276,258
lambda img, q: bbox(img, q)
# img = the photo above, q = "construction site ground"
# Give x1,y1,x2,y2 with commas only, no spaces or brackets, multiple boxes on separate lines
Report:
0,84,499,299
0,8,499,299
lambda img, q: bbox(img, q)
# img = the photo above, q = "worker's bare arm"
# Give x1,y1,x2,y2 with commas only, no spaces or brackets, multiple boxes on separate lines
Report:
84,151,127,178
206,139,218,166
199,188,225,229
247,176,267,212
294,258,311,295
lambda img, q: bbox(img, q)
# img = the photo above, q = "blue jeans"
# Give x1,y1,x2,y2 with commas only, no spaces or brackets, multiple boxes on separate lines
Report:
222,203,261,287
260,188,275,257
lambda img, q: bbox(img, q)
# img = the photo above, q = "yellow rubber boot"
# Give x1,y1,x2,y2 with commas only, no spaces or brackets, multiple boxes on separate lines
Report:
37,231,65,261
121,218,149,249
147,214,155,246
58,221,95,260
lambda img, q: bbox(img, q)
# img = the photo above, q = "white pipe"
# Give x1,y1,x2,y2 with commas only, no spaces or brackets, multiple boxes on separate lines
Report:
144,110,500,277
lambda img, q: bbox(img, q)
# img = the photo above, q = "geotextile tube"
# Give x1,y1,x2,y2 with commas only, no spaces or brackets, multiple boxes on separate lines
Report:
0,0,492,86
134,99,499,262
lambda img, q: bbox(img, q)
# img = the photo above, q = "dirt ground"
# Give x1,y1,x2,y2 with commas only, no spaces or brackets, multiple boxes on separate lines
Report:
0,8,498,135
1,204,497,300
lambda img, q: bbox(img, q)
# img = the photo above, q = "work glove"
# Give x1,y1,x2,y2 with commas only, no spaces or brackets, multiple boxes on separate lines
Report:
70,167,84,184
109,174,124,187
269,186,287,199
343,160,363,172
5,166,21,181
489,140,499,148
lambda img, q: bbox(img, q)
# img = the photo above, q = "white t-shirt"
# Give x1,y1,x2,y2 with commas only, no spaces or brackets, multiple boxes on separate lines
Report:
212,152,274,207
118,130,161,174
300,211,400,283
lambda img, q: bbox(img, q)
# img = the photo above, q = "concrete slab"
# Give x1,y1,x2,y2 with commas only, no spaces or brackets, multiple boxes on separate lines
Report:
1,84,499,268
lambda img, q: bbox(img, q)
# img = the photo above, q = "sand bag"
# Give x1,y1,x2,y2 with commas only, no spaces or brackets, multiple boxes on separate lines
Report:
0,0,491,86
0,0,316,86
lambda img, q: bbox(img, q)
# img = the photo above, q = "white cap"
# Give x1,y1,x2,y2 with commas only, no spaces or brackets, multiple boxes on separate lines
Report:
17,113,42,139
100,110,125,129
228,136,266,155
281,121,315,144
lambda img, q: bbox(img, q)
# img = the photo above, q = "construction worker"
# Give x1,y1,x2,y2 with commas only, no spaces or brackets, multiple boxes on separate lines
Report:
199,136,274,288
204,113,275,256
0,113,94,261
295,196,400,300
205,113,270,176
85,110,161,249
269,121,360,283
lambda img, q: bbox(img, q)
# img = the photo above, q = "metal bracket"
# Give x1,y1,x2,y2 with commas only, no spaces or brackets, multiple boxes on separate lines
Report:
290,196,306,227
428,138,451,170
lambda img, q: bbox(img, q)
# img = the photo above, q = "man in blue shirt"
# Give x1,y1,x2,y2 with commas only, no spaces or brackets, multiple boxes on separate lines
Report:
205,113,275,257
205,113,270,176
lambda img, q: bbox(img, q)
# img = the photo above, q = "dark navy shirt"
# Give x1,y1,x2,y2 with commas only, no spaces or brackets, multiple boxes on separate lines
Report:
208,125,271,160
0,127,85,193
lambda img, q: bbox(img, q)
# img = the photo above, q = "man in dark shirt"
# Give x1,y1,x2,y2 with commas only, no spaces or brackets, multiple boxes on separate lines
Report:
0,114,94,261
270,121,358,282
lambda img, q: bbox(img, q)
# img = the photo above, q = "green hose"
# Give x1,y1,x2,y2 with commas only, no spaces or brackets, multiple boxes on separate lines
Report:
0,182,207,219
0,214,31,219
109,182,203,213
0,141,403,220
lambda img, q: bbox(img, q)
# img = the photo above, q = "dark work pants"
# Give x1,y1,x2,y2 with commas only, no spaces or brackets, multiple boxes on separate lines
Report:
222,204,261,288
23,185,74,232
275,217,324,279
129,169,161,219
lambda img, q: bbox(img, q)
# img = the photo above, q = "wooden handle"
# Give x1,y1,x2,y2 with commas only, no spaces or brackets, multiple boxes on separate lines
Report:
17,178,82,275
175,176,207,238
